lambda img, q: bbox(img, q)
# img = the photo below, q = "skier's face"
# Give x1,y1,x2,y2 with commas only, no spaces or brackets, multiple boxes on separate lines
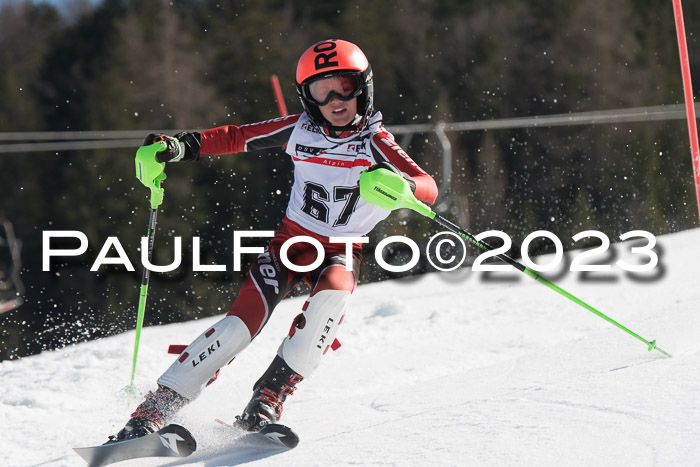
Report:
310,74,359,127
319,95,358,127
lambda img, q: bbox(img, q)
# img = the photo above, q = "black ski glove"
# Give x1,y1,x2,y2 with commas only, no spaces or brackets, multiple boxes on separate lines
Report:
143,132,201,163
366,161,416,193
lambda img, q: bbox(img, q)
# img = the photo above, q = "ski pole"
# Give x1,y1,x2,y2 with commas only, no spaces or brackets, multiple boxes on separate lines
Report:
125,142,168,394
358,168,672,358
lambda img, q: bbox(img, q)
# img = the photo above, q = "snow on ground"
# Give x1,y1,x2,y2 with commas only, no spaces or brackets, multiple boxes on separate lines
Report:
2,228,699,466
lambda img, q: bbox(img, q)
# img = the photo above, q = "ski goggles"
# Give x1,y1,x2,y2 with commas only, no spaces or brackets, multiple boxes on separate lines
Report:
303,73,364,106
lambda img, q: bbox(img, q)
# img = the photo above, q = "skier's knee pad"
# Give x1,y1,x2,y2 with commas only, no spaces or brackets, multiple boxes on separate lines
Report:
278,289,350,378
158,315,251,399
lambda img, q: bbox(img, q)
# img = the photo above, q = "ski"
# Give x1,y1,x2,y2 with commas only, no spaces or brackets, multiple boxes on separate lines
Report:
215,418,300,449
73,423,196,466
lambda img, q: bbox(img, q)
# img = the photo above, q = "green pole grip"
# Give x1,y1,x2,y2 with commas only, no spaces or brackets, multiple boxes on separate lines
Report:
358,168,434,218
135,142,167,209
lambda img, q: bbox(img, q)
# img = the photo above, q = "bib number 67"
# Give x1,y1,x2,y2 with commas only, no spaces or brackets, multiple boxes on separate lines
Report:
301,182,360,227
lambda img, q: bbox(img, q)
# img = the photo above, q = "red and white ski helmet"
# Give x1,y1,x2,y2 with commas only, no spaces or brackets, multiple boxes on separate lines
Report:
295,39,374,129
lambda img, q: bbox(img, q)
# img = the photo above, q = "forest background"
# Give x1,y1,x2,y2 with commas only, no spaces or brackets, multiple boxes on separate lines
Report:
0,0,698,361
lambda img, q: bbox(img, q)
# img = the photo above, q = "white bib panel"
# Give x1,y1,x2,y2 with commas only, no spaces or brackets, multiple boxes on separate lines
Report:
284,113,391,237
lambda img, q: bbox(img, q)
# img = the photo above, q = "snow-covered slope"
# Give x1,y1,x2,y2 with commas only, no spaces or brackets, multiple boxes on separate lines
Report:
2,229,699,466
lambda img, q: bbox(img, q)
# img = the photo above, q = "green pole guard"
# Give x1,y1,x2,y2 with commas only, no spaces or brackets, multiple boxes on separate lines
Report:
358,168,434,218
135,142,167,209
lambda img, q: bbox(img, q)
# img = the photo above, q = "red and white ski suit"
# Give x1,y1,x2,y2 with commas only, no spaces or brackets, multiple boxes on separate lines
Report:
158,112,437,399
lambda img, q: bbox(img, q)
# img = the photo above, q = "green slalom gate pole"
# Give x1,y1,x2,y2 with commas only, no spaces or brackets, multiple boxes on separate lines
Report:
359,168,672,358
125,142,168,394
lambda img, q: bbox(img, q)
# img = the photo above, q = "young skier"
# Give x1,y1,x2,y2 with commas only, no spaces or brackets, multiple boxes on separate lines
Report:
110,39,438,442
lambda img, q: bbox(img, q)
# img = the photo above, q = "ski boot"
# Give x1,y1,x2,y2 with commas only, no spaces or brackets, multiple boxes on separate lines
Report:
107,384,188,444
235,355,303,432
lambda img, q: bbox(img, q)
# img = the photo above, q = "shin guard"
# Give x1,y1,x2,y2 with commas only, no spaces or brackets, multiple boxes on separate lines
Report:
278,289,350,378
158,315,251,399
